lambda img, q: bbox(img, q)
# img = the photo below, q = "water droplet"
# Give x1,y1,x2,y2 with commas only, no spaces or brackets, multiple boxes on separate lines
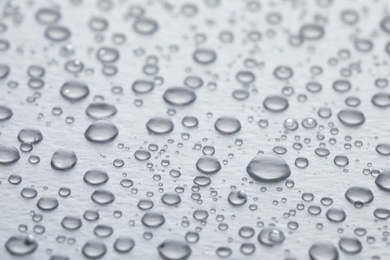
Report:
5,235,38,256
158,240,192,260
337,109,365,126
60,81,89,101
17,128,43,144
83,169,109,185
0,145,20,164
146,117,174,134
86,103,117,119
375,170,390,191
228,190,247,206
163,87,196,106
246,155,291,182
263,96,289,112
132,80,154,94
51,148,77,170
37,197,59,211
91,190,115,205
258,227,285,246
84,120,119,143
133,18,159,35
141,213,165,227
196,155,221,174
44,25,71,42
114,237,135,253
338,237,362,254
61,216,82,230
214,117,241,134
309,242,339,260
82,241,107,259
344,186,374,205
193,49,217,65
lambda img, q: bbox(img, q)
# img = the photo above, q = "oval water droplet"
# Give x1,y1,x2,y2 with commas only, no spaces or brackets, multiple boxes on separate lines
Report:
263,96,289,112
337,109,365,126
146,117,174,134
157,240,192,260
246,155,291,182
163,87,196,106
51,148,77,170
60,81,89,101
214,117,241,134
0,145,20,164
196,155,221,174
84,120,119,143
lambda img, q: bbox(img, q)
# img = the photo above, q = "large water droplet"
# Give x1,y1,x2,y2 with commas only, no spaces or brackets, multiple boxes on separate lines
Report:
146,117,174,134
91,190,115,205
17,128,43,144
163,87,196,106
214,117,241,134
337,109,365,126
86,103,117,119
37,196,59,211
60,81,89,101
141,213,165,227
338,237,362,254
257,227,285,246
375,170,390,191
114,237,135,253
84,120,119,143
308,242,339,260
196,155,221,174
132,80,154,94
0,105,13,121
263,96,289,112
5,235,38,256
82,241,107,259
246,155,291,182
157,240,192,260
0,145,20,164
344,186,374,205
51,148,77,170
193,49,217,65
83,169,109,185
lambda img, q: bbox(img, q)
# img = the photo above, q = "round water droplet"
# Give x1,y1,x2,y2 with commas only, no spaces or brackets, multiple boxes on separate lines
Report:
372,93,390,107
44,25,71,42
60,81,89,101
83,169,109,185
21,187,38,199
214,117,241,134
263,96,289,112
326,208,346,222
0,145,20,164
309,242,339,260
375,170,390,191
51,149,77,170
0,105,13,121
5,235,38,256
35,8,61,24
37,196,59,211
373,208,390,220
61,216,82,230
273,66,294,80
146,117,174,134
86,103,117,119
338,237,362,254
163,87,196,106
228,190,247,206
96,47,119,63
91,190,115,205
246,155,291,182
134,149,151,161
82,241,107,259
196,155,221,174
334,155,349,166
133,18,159,35
344,186,374,205
337,109,365,126
114,237,135,253
257,227,285,246
84,120,119,143
132,80,154,94
299,24,325,40
157,240,192,260
17,128,43,144
193,49,217,65
376,144,390,155
333,80,351,92
161,193,181,205
141,213,165,227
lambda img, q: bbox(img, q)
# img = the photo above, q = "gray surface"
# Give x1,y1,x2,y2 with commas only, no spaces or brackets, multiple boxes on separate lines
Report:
0,0,390,259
